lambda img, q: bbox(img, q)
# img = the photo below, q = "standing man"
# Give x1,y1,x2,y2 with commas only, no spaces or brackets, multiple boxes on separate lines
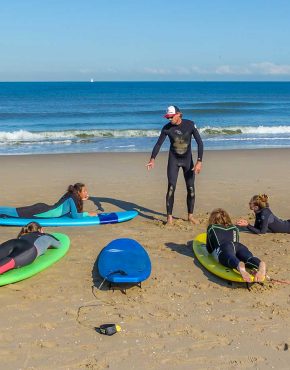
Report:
146,105,203,225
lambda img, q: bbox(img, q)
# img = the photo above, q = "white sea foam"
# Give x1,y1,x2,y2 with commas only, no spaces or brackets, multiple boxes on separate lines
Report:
205,136,290,141
200,125,290,135
1,126,290,144
0,129,160,142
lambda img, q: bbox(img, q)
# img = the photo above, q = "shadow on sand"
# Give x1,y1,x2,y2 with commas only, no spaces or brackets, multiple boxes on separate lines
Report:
165,241,250,289
89,196,167,221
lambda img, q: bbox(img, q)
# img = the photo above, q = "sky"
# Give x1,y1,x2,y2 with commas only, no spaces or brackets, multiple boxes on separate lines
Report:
1,0,290,81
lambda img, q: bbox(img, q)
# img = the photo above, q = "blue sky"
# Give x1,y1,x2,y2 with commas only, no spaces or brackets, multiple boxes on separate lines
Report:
1,0,290,81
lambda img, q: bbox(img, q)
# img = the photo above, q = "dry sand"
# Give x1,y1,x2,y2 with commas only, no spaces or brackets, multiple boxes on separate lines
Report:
0,150,289,370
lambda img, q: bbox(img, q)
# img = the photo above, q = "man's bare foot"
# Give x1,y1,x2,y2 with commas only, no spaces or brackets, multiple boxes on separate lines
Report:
166,215,173,225
237,262,252,283
254,261,266,282
188,214,200,225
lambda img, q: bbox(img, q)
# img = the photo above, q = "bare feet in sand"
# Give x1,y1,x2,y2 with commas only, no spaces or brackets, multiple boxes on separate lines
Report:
254,261,266,282
166,215,173,225
188,214,200,225
237,262,252,283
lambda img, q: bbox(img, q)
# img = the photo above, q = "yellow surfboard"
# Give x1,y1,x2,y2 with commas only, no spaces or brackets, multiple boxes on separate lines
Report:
192,233,255,283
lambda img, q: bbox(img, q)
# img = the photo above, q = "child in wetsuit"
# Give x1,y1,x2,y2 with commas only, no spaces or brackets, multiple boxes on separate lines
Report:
206,208,266,282
0,222,60,274
0,183,97,219
237,194,290,234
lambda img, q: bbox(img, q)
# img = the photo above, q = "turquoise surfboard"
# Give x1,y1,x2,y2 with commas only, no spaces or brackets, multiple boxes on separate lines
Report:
0,210,138,227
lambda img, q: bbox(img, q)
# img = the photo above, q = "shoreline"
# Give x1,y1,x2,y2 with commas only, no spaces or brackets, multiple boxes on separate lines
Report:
1,146,290,156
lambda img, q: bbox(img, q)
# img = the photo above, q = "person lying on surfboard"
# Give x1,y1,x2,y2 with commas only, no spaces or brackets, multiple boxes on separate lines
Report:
0,183,97,219
206,208,266,283
237,194,290,234
0,222,60,274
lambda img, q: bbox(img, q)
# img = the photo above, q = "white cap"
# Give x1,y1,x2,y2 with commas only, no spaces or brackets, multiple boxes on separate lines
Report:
164,105,181,118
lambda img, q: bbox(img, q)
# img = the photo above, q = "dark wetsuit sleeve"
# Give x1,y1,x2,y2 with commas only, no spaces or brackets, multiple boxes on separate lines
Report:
192,124,203,162
247,211,270,234
151,127,167,159
206,226,215,253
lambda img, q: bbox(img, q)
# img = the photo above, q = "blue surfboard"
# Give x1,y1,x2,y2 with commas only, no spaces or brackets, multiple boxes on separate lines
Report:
0,210,138,227
98,238,151,284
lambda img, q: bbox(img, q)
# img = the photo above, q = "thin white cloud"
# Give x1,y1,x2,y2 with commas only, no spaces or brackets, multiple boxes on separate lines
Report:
215,62,290,76
215,65,251,75
143,65,208,75
250,62,290,75
143,62,290,76
143,67,172,75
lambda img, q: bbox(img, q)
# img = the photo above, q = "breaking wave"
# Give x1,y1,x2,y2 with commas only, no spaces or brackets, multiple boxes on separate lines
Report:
1,125,290,146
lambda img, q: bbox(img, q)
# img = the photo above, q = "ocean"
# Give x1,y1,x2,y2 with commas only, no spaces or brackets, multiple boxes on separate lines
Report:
1,81,290,155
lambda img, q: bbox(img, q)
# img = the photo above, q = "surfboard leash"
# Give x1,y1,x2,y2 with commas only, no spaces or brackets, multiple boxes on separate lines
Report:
265,275,290,285
98,270,128,290
76,285,117,330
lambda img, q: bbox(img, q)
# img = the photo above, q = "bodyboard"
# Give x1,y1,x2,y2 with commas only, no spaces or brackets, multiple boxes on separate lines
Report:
98,238,151,284
193,233,255,283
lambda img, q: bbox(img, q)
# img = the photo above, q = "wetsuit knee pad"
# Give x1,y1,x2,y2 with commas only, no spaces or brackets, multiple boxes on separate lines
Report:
187,186,195,198
167,184,176,197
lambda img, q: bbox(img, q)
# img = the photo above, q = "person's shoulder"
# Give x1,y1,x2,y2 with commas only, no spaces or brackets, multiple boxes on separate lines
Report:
262,207,272,214
207,224,214,231
162,122,172,130
35,232,46,238
184,119,198,129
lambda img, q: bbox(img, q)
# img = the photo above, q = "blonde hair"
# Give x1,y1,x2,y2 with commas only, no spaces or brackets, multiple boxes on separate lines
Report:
250,194,269,209
208,208,232,227
17,222,42,238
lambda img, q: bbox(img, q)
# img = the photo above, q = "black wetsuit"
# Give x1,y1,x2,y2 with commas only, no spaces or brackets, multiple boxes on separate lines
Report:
0,233,60,275
151,119,203,215
20,232,61,256
247,207,290,234
206,224,261,270
0,239,37,274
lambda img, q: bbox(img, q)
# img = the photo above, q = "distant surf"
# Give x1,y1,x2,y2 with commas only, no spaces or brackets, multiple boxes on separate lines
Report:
1,81,290,154
2,125,290,143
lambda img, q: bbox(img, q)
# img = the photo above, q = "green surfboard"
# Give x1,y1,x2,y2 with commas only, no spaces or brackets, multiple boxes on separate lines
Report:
0,233,70,286
192,233,255,283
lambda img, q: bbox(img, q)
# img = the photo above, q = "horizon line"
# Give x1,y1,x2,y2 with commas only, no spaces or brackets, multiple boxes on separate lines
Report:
1,80,290,83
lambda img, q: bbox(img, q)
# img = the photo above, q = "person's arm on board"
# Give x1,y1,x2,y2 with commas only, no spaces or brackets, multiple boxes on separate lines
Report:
68,197,97,218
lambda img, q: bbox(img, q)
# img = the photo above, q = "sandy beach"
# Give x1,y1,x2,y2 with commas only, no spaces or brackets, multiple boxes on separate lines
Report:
0,150,289,370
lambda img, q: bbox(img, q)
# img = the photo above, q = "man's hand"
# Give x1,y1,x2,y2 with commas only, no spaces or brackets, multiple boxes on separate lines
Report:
146,158,155,170
193,161,202,174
